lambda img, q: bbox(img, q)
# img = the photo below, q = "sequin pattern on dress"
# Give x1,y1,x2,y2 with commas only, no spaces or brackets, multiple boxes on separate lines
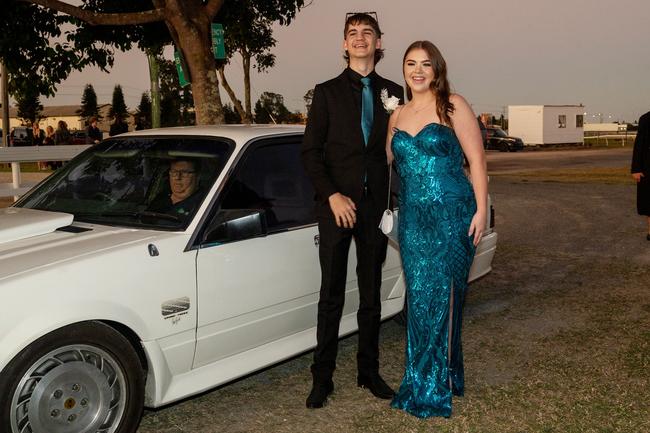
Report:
390,122,476,418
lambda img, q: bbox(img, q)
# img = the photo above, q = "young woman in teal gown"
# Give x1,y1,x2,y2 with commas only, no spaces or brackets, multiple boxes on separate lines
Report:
386,40,488,418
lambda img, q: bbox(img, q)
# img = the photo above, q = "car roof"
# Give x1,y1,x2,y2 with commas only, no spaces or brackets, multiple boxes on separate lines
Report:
117,124,305,148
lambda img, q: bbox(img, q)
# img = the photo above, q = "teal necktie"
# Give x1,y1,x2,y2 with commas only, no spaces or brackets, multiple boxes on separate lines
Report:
360,76,373,145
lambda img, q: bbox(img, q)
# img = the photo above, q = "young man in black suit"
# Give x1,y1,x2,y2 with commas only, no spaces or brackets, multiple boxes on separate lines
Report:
301,12,404,408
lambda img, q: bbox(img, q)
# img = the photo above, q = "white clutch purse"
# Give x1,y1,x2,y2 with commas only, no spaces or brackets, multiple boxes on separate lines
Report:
379,166,399,244
379,208,399,243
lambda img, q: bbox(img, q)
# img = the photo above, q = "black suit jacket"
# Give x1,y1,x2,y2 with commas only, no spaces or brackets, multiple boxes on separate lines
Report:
301,69,404,217
632,111,650,175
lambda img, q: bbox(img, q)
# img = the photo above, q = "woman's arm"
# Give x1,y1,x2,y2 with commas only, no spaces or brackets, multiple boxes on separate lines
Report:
450,94,488,245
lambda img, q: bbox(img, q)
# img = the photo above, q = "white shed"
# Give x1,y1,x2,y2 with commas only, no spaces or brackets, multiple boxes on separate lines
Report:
508,105,584,146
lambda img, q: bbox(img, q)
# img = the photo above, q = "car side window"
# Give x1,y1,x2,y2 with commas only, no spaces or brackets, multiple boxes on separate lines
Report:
201,137,316,245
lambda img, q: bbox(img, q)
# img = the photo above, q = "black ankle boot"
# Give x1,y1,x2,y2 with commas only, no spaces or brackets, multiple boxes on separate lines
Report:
357,373,395,399
306,380,334,408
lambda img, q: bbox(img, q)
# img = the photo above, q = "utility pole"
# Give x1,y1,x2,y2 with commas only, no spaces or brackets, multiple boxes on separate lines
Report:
1,62,9,147
147,53,161,129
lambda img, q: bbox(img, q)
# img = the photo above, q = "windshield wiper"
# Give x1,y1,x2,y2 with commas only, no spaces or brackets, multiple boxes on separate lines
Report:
75,210,181,222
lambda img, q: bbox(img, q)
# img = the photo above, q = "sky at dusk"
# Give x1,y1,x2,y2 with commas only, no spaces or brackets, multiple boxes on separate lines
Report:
43,0,650,123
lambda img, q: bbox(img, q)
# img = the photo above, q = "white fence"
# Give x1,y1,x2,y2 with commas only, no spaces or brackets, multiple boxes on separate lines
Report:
0,145,89,199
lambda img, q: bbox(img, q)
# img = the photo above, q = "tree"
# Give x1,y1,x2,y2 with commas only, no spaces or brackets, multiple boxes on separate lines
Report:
8,0,305,125
254,91,291,124
158,58,195,127
77,84,101,121
214,1,305,124
15,88,43,125
135,92,152,129
222,103,241,124
108,84,128,122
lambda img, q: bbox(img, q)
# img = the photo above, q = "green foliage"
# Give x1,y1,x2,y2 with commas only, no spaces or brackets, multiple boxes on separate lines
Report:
1,0,305,125
216,0,304,69
135,92,152,129
15,88,43,125
254,91,291,124
158,59,194,127
108,85,128,121
77,84,101,121
222,104,241,124
0,0,168,100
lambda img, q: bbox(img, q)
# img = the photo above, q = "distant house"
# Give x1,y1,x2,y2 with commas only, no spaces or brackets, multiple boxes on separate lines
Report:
583,123,627,133
8,104,133,133
508,105,584,146
9,105,85,131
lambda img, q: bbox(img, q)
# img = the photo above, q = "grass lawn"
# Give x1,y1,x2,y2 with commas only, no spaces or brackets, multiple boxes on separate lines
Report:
492,167,634,185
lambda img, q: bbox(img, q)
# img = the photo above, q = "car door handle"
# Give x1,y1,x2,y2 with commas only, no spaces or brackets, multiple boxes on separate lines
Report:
314,234,320,247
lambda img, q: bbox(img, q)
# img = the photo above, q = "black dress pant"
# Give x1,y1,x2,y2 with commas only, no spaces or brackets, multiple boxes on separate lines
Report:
311,194,387,382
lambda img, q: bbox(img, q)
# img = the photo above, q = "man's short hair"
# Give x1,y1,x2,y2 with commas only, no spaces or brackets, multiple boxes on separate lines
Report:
170,158,201,173
343,12,384,65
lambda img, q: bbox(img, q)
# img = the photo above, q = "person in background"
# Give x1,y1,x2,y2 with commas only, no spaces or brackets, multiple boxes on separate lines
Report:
631,111,650,240
87,117,102,144
54,120,72,146
40,125,55,170
32,122,46,170
43,125,55,146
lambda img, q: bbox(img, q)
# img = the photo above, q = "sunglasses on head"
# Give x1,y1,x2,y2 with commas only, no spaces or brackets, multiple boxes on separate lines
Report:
345,11,379,23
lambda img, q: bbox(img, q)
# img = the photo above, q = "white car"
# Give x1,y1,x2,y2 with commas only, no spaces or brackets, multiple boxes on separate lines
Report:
0,125,497,433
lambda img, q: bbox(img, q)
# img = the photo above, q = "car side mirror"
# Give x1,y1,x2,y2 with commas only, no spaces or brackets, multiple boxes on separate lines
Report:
203,209,267,244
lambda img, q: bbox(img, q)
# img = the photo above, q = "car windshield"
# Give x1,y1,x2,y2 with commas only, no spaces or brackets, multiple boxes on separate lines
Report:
15,136,234,230
491,128,508,137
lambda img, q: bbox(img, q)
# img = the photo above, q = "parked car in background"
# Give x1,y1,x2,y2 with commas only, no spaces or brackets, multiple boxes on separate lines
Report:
485,126,524,152
70,130,88,145
477,117,488,146
10,126,32,146
0,125,496,433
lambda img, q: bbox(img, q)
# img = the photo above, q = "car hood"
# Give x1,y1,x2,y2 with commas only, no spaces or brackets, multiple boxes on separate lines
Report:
0,208,165,281
0,207,73,244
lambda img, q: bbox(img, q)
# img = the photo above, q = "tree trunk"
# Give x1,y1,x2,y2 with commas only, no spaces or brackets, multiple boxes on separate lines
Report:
242,49,252,121
159,1,224,124
147,52,161,128
218,66,250,124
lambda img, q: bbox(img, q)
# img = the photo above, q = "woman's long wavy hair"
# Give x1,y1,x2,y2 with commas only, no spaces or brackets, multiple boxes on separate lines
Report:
403,40,454,127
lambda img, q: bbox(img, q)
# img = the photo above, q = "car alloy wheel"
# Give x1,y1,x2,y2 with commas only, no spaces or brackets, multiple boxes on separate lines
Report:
1,322,144,433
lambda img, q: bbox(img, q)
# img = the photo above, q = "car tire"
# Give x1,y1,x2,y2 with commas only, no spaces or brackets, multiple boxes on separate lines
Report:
0,321,145,433
499,142,509,152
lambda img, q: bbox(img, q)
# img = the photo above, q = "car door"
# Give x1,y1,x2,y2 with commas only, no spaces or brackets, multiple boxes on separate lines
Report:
193,136,322,368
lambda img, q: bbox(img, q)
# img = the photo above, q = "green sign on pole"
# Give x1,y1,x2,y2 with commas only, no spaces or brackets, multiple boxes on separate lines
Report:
212,23,225,59
174,50,190,88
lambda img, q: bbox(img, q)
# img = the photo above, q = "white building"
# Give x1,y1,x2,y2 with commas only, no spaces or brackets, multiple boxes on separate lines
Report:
583,123,627,133
508,105,584,146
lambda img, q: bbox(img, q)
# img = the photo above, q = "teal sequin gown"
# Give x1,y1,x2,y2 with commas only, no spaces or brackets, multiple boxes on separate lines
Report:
390,123,476,418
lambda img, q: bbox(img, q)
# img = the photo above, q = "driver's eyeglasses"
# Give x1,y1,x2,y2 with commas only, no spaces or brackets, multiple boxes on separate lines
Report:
169,169,196,179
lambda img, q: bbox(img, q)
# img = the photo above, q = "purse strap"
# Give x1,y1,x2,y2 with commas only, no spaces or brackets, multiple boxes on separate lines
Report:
386,164,392,209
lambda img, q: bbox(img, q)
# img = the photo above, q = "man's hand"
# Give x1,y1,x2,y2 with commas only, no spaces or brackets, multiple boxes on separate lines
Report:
329,192,357,228
632,172,644,183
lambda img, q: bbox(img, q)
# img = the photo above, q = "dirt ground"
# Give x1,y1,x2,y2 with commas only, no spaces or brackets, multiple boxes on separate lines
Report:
2,153,648,432
134,174,649,433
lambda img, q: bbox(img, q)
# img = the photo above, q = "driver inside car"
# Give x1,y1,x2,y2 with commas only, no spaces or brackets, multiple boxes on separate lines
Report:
148,158,204,218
